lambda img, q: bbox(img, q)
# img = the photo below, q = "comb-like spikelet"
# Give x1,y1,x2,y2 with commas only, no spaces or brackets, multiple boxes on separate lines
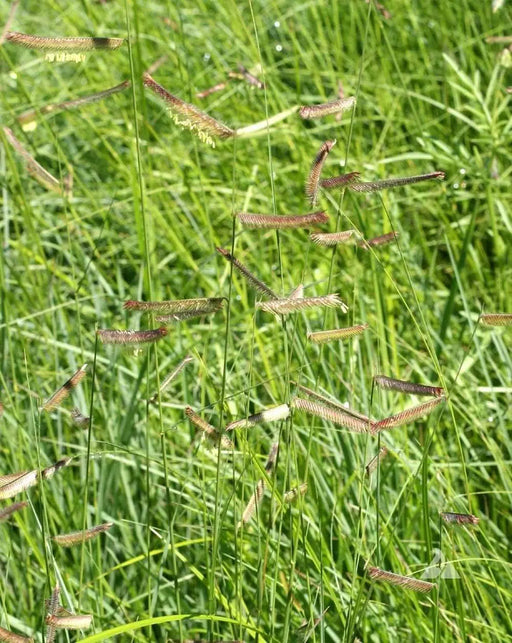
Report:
308,324,368,344
310,230,356,246
45,614,92,631
368,566,435,593
257,294,347,315
291,397,372,433
360,231,399,249
42,364,87,411
373,397,445,432
0,625,34,642
299,96,356,119
217,247,278,299
5,31,124,50
374,375,444,397
185,407,233,449
236,211,328,229
155,308,222,323
3,127,64,194
45,584,60,643
52,522,113,547
237,443,278,529
479,313,512,326
124,298,223,314
149,355,194,404
365,447,389,475
226,404,289,431
0,470,38,500
440,512,479,525
143,72,234,146
348,171,445,193
319,172,361,189
305,140,336,204
293,382,372,422
18,80,131,127
283,483,308,503
96,327,168,345
0,501,28,521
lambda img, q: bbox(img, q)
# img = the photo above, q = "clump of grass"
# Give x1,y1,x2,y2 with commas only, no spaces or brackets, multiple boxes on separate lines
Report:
308,324,368,344
236,211,328,229
5,31,124,50
367,566,435,593
42,364,88,411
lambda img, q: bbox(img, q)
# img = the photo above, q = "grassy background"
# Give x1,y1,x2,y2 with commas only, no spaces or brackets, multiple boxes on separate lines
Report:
0,0,511,641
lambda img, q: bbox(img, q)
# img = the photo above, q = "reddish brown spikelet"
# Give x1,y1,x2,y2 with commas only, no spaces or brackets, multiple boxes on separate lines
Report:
374,375,444,397
5,31,124,50
373,397,445,432
305,140,336,204
440,512,479,525
0,625,33,643
291,397,372,433
360,231,399,249
96,327,168,345
319,172,361,189
308,324,368,344
300,96,356,119
310,230,356,246
0,501,28,522
257,293,347,315
196,82,228,99
294,382,372,422
143,72,234,145
237,211,328,230
42,364,87,410
17,80,131,126
217,247,278,299
368,566,435,593
365,446,389,475
348,171,445,193
479,313,512,327
185,406,233,449
3,126,64,194
124,297,223,314
53,522,113,547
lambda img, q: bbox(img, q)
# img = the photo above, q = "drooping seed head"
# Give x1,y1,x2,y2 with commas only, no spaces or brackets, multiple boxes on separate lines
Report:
307,324,368,344
310,230,356,246
479,313,512,327
348,171,445,193
299,96,356,119
236,211,328,230
257,293,347,315
368,566,435,593
440,512,479,525
291,397,372,433
42,364,88,411
373,375,444,397
359,231,399,249
305,139,336,204
124,298,223,314
217,247,278,299
0,501,28,522
373,397,446,432
96,327,168,345
5,31,124,51
319,172,361,190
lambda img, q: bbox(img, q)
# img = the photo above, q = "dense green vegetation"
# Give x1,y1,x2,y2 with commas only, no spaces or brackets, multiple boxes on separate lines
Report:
0,1,511,641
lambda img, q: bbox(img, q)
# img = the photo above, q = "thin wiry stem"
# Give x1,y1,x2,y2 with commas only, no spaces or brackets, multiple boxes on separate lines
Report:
52,522,113,547
143,72,234,146
217,247,278,299
359,231,398,249
185,407,233,449
3,127,65,195
237,443,278,529
96,327,168,345
373,397,446,432
226,403,289,431
149,355,193,403
305,140,336,204
236,210,328,229
348,171,445,193
374,375,444,397
440,512,479,525
291,397,372,433
283,483,308,503
42,364,87,410
5,31,124,50
308,324,368,344
299,96,356,119
257,293,348,315
124,297,223,314
17,80,131,126
0,626,33,643
368,566,435,593
479,313,512,326
365,447,389,475
310,230,356,246
319,171,360,189
0,501,28,522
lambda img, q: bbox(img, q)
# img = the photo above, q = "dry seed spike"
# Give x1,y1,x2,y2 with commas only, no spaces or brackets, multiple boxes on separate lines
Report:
368,566,435,593
96,327,168,345
308,324,368,344
319,172,361,190
440,512,479,525
257,293,347,315
236,211,328,230
291,397,372,433
237,63,265,89
185,407,233,449
373,375,444,397
46,614,92,631
373,397,446,432
310,230,356,246
0,470,38,500
360,231,399,249
300,96,356,119
365,447,389,475
348,171,445,193
0,501,28,522
217,247,279,299
5,31,124,50
149,355,194,404
479,313,512,327
305,139,336,204
53,522,113,547
42,364,87,411
0,625,34,642
124,298,223,314
294,382,372,422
